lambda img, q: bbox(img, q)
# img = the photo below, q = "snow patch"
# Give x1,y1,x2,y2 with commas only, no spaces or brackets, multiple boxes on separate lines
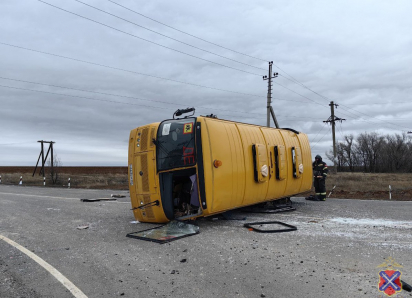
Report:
329,217,412,228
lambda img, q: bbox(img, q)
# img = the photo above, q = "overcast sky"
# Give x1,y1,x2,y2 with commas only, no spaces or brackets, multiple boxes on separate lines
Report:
1,0,411,166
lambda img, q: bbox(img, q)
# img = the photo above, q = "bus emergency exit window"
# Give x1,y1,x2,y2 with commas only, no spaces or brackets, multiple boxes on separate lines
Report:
274,145,286,180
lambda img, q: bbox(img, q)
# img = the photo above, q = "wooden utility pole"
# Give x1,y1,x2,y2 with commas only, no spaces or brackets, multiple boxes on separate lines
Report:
263,61,279,128
323,102,345,172
33,141,55,177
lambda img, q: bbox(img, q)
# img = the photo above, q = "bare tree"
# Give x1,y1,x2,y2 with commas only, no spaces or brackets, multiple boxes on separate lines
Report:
355,132,384,172
322,132,411,173
341,135,357,172
385,133,410,172
46,155,62,184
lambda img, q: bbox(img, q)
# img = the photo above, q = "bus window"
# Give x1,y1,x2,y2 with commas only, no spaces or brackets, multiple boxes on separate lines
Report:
157,118,196,172
295,147,302,178
274,145,286,180
252,144,268,183
291,147,302,178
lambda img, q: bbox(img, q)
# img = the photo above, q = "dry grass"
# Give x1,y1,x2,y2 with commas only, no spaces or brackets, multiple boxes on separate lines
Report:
325,172,412,200
0,167,128,190
327,172,412,192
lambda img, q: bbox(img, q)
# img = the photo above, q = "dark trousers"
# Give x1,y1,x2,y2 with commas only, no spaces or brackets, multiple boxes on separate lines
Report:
314,178,326,200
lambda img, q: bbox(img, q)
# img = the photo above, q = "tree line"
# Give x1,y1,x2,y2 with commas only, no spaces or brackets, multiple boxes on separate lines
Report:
325,132,412,173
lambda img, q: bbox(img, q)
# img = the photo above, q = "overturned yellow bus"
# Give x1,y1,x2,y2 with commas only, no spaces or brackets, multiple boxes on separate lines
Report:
128,110,312,223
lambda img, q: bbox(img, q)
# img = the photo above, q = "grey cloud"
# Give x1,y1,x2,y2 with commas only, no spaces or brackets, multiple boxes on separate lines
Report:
1,0,411,165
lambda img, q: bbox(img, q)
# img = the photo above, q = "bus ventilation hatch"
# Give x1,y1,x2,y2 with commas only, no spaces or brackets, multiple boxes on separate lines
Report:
141,127,149,151
141,154,149,192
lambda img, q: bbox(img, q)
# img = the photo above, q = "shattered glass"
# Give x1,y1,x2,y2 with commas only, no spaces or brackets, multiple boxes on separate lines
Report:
127,221,199,243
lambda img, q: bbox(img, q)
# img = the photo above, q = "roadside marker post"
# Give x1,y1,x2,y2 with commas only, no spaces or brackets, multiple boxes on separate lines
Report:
389,185,392,200
43,177,46,186
0,175,2,183
68,177,71,189
19,176,22,185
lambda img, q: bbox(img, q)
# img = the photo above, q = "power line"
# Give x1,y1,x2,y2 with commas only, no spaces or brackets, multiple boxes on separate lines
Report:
38,0,262,77
3,40,407,132
338,104,410,130
310,127,331,150
0,84,169,110
73,0,267,73
316,100,407,132
338,121,345,141
107,0,320,95
310,123,328,145
3,72,406,132
0,141,35,146
272,81,327,108
0,76,308,115
3,43,406,133
344,101,412,106
107,0,268,63
0,84,328,123
275,73,412,131
95,0,412,131
0,42,263,98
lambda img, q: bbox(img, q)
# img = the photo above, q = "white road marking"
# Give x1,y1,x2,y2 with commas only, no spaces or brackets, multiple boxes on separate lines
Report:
0,234,88,298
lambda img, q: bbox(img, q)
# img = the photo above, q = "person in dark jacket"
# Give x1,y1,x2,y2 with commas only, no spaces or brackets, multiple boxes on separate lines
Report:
308,155,328,201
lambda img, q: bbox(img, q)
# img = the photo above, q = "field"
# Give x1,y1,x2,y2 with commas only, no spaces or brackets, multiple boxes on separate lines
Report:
325,171,412,200
0,166,128,190
1,167,411,200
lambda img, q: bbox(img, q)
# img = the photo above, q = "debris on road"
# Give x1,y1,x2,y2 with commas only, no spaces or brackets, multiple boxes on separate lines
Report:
241,198,296,213
111,194,126,198
244,221,297,233
130,220,140,224
402,280,412,292
80,198,117,202
208,211,246,221
127,220,199,244
77,225,89,230
242,204,295,213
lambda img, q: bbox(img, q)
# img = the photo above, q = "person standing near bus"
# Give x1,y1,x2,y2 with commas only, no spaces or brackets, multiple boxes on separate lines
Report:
312,155,328,201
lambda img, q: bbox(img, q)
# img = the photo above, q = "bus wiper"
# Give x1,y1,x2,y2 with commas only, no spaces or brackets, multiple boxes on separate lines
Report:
131,200,160,210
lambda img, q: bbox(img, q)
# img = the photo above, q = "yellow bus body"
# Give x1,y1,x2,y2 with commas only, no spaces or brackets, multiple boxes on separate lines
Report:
128,116,312,223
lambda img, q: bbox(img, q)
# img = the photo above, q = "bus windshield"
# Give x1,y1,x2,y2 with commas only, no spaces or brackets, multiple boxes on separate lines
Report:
156,118,196,171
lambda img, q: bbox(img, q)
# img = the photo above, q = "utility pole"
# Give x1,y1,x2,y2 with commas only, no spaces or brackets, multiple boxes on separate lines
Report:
323,101,345,172
263,61,279,128
33,141,55,177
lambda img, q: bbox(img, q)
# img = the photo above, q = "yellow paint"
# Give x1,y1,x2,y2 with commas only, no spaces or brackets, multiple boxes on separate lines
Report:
128,117,313,223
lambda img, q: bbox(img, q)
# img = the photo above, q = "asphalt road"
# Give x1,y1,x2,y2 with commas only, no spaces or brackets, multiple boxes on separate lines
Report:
1,184,412,298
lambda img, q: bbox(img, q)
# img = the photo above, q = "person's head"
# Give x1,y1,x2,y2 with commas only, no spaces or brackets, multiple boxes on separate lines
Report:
315,155,322,162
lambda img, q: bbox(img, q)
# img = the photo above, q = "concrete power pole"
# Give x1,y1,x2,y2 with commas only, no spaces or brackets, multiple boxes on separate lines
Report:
263,61,279,128
323,101,345,172
330,102,337,163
